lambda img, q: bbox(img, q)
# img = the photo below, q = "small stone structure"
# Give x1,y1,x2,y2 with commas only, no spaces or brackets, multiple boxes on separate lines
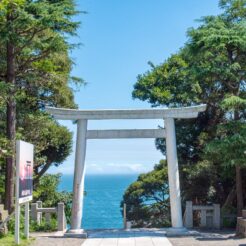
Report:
31,201,66,231
184,201,220,229
0,204,9,234
237,210,246,237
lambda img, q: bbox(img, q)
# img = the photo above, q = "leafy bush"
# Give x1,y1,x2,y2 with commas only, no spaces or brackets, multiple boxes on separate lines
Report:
30,218,57,232
122,160,171,228
33,173,72,224
7,210,25,234
5,173,72,235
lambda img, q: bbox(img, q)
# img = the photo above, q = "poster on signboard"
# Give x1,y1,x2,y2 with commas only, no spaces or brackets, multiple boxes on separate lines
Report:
16,140,34,204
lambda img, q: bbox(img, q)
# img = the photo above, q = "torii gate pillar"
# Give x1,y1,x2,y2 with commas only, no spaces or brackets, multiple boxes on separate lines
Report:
70,119,87,232
165,118,184,233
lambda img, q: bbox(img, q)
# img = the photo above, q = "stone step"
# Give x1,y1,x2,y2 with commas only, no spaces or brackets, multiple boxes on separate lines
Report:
242,210,246,219
0,204,8,213
1,211,8,220
237,217,246,237
0,204,9,222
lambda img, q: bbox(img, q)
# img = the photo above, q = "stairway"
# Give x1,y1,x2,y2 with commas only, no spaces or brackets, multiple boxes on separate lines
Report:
237,210,246,237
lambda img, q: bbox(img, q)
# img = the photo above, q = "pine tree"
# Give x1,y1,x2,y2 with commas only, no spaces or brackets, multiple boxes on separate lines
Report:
0,0,83,212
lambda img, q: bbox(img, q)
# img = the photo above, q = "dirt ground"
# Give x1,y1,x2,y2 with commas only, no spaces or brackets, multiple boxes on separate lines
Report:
30,232,85,246
32,237,85,246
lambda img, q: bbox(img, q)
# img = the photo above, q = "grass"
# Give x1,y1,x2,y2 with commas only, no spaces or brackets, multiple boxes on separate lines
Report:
0,234,34,246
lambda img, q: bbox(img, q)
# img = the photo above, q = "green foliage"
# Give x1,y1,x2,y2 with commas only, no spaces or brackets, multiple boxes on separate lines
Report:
0,233,33,246
131,0,246,217
221,95,246,111
221,205,237,228
0,0,84,203
6,208,57,234
33,174,61,205
33,174,73,224
132,55,200,107
222,216,237,228
122,160,171,227
4,174,67,234
8,211,25,234
219,0,246,20
182,161,217,203
0,81,10,106
16,113,73,178
30,218,57,232
205,122,246,168
0,0,26,12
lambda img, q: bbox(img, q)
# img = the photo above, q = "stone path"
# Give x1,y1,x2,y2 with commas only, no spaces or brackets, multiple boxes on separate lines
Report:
30,229,246,246
169,230,246,246
83,229,172,246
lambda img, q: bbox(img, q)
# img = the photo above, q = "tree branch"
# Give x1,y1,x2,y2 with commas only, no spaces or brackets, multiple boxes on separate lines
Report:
33,160,52,186
222,186,236,210
15,27,48,55
17,48,52,75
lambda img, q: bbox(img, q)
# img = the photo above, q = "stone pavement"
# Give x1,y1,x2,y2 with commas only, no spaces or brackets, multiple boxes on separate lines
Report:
30,229,246,246
169,230,246,246
83,229,172,246
83,229,246,246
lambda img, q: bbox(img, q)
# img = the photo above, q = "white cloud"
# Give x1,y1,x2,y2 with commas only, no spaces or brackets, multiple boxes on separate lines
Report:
48,161,153,175
86,162,151,174
47,132,164,176
48,165,75,175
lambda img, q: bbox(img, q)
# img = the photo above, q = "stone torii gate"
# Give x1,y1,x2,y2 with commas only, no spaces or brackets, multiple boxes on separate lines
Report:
46,104,206,235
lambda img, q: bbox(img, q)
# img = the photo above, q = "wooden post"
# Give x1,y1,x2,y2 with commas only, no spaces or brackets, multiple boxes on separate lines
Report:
24,202,29,239
15,142,20,245
123,203,126,229
15,202,20,244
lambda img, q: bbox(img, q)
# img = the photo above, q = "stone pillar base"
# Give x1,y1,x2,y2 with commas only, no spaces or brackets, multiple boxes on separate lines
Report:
166,227,194,236
64,229,87,238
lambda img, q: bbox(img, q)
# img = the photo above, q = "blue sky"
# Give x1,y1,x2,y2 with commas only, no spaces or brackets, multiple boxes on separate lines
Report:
49,0,221,175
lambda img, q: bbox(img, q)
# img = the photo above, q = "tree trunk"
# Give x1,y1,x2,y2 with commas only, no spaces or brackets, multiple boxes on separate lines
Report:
222,186,236,210
234,107,244,216
33,161,52,187
4,31,16,213
236,165,243,216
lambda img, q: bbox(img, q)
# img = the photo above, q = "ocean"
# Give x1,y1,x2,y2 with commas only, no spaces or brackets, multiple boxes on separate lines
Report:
58,174,138,229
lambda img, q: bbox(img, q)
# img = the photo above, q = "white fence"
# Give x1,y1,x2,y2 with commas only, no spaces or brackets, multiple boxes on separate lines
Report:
31,201,66,231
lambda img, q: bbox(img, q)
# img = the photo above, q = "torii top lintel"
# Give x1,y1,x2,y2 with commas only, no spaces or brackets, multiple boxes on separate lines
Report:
45,104,206,120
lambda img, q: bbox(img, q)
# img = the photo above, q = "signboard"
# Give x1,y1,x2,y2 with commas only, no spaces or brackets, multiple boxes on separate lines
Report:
15,140,34,244
16,140,34,204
